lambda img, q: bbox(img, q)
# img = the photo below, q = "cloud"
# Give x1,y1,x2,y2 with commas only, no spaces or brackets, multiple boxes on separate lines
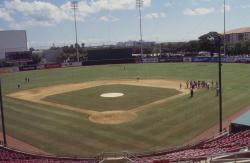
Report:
183,4,231,16
92,0,151,10
183,7,215,16
220,4,231,12
0,8,13,22
3,0,152,29
144,12,166,19
99,15,119,22
4,0,72,28
241,5,250,9
192,0,211,2
164,2,173,7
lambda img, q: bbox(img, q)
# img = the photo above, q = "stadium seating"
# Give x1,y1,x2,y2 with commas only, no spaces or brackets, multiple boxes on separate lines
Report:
0,130,249,163
133,130,250,163
0,147,98,163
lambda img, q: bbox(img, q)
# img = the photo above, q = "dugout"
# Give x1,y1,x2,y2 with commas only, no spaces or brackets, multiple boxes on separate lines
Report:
84,47,135,65
230,111,250,133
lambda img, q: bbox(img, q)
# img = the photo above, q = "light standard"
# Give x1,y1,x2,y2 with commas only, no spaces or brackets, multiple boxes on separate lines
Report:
218,0,226,133
71,1,79,62
136,0,143,56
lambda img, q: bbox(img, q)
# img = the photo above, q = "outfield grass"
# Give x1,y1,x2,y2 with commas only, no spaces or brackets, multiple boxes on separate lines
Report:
1,63,250,156
44,84,180,111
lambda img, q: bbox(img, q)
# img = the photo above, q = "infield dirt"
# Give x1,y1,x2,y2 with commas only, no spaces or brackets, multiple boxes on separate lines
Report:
7,79,189,124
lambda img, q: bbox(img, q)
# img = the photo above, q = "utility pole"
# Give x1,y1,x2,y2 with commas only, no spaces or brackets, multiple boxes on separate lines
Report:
136,0,143,56
0,79,7,146
71,1,79,62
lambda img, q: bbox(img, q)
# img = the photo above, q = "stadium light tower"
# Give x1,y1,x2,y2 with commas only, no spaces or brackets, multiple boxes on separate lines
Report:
136,0,143,56
71,0,79,62
218,0,226,133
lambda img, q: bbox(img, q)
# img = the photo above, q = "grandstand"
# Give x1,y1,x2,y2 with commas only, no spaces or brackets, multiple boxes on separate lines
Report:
131,130,250,163
0,129,249,163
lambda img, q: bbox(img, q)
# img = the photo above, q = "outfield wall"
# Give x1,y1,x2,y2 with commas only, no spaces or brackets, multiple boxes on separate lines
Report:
6,56,250,72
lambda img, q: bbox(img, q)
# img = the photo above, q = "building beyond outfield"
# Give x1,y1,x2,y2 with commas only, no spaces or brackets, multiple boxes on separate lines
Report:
225,27,250,46
0,30,27,60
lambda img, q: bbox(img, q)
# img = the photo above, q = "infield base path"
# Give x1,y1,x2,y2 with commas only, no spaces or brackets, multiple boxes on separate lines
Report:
7,79,189,124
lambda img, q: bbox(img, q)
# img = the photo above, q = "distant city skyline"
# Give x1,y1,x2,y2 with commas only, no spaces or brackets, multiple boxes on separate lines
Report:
0,0,250,48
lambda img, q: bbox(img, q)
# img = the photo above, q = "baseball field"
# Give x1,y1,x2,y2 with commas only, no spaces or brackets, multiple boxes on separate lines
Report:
1,63,250,156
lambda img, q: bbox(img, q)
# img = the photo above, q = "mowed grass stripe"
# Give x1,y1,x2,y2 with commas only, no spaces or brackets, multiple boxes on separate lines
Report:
132,91,219,146
5,107,126,155
2,63,250,155
5,98,188,154
4,97,89,119
6,122,99,155
5,98,161,154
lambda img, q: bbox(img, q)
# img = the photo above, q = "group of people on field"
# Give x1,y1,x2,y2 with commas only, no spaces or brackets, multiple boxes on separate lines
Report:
181,80,220,98
17,77,30,89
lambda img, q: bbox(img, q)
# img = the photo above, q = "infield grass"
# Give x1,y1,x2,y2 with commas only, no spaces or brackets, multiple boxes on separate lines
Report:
1,63,250,156
44,84,180,111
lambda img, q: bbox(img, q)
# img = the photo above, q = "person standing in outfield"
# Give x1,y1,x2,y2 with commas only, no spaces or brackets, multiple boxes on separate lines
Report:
25,77,30,83
215,81,219,96
207,83,210,90
191,82,195,90
190,88,194,98
215,81,218,89
216,86,219,96
179,83,182,89
186,80,189,88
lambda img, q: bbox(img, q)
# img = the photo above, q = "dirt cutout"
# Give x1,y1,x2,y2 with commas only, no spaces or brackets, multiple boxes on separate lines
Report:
7,80,188,125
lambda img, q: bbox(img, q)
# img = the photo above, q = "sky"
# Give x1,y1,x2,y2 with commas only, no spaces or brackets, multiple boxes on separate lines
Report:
0,0,250,48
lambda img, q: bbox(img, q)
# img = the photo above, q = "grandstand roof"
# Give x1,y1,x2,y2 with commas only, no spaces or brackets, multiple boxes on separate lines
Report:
226,27,250,35
232,110,250,126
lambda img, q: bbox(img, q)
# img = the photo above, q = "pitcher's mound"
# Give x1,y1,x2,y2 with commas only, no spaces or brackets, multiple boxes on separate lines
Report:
89,111,137,124
100,93,124,98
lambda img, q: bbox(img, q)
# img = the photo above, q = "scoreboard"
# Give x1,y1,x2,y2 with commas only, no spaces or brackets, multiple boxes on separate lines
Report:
5,51,32,63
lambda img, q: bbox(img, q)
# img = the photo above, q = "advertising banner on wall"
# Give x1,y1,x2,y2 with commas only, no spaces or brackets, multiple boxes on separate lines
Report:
165,56,183,62
191,56,250,63
44,64,61,69
37,64,45,70
159,56,184,63
142,57,159,63
61,62,82,68
10,66,19,72
19,65,37,71
183,57,192,62
192,57,211,62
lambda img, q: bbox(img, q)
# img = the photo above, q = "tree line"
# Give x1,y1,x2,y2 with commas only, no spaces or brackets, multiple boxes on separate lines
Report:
29,31,250,64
